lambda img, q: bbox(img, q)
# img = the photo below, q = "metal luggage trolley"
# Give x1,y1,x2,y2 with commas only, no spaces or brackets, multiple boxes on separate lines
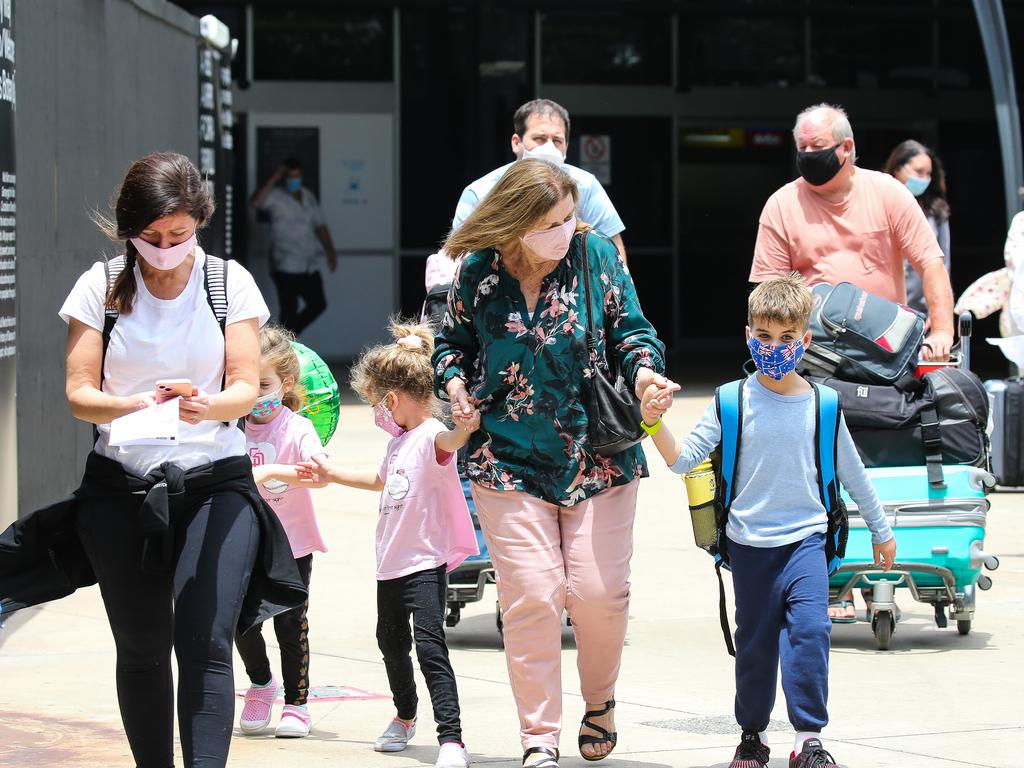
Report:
830,313,1001,650
444,479,497,631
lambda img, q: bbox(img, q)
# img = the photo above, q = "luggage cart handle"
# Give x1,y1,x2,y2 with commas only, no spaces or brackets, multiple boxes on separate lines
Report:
958,311,972,371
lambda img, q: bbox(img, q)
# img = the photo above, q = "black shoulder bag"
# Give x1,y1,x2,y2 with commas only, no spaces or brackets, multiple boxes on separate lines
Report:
580,232,646,456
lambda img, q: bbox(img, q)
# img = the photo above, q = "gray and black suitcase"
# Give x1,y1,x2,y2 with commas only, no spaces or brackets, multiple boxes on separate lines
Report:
983,378,1024,486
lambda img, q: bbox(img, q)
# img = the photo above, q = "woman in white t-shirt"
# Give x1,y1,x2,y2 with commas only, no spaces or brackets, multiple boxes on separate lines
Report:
53,152,307,767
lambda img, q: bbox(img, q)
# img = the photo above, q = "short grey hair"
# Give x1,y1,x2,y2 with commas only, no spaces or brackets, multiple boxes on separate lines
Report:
793,103,854,145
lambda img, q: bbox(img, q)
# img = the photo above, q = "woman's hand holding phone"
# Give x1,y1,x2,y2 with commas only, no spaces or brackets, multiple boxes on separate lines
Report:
179,389,211,425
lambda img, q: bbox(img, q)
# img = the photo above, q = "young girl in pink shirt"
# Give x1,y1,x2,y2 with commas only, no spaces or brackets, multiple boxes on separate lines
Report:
299,320,479,768
236,325,328,739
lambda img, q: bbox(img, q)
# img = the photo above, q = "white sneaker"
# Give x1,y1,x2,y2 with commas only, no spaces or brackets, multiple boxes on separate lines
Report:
374,717,416,752
275,704,311,738
435,742,470,768
238,678,278,734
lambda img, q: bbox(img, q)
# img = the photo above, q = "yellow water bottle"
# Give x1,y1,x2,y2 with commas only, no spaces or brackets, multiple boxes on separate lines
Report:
684,459,719,551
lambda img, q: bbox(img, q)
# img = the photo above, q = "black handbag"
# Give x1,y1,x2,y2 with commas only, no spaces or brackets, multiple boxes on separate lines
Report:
579,232,645,456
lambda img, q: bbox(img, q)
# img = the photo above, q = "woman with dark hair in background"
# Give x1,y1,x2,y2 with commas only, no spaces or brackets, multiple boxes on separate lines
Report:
0,152,306,767
882,140,952,315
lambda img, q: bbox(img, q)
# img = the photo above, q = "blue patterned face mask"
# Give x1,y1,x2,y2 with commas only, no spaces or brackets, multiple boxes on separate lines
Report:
747,337,805,381
251,386,283,418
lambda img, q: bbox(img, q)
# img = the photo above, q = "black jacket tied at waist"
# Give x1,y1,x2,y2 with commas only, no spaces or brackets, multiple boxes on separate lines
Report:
0,452,307,634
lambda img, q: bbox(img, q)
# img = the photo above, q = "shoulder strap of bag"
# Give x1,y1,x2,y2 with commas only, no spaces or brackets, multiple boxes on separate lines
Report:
811,382,840,514
579,231,598,359
102,255,126,361
203,254,229,333
713,378,744,658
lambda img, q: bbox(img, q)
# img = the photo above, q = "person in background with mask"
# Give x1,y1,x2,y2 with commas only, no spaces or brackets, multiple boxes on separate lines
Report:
424,99,627,294
433,159,671,767
750,103,954,366
882,140,952,314
251,158,338,336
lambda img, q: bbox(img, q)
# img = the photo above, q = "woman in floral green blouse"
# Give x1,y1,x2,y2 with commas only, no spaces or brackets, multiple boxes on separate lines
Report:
432,160,673,768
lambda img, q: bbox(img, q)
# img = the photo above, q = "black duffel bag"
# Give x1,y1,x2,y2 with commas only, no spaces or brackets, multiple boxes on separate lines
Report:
808,368,989,488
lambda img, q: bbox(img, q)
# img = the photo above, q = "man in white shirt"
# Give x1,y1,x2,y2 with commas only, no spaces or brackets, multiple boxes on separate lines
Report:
424,99,627,293
251,158,338,335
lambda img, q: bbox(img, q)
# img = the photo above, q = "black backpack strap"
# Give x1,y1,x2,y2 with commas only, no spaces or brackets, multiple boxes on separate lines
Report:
203,255,232,425
716,561,736,657
102,256,126,365
203,254,229,334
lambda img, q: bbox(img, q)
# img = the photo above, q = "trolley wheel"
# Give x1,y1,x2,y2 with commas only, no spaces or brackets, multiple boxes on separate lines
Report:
872,610,895,651
957,619,972,636
495,601,504,635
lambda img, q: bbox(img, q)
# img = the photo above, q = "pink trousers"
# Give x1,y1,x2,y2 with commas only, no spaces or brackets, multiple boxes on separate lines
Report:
471,480,639,751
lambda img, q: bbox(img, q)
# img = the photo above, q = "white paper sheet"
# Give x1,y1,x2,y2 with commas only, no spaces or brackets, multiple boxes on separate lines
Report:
108,399,180,447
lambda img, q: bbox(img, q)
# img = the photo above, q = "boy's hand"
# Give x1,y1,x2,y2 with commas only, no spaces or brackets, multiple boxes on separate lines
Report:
873,537,897,571
641,381,679,425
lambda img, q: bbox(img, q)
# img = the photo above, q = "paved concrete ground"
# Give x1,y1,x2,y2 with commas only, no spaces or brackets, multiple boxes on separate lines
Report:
1,394,1022,767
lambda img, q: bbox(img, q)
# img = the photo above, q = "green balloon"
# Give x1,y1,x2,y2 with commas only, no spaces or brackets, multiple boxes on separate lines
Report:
290,341,340,445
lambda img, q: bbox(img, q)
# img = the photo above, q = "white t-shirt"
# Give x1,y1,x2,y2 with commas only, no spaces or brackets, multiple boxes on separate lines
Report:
59,247,270,476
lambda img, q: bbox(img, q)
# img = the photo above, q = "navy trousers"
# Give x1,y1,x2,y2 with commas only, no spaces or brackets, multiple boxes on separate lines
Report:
729,532,830,733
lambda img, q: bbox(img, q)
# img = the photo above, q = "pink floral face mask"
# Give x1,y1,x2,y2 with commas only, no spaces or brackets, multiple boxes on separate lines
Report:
374,393,406,438
521,215,576,262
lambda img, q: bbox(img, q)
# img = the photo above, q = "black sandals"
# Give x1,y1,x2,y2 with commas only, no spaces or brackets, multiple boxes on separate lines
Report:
522,746,560,767
578,699,618,761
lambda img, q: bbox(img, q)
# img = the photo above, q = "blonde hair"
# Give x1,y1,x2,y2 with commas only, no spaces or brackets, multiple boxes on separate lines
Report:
259,325,306,412
748,273,813,330
350,317,438,411
442,159,580,257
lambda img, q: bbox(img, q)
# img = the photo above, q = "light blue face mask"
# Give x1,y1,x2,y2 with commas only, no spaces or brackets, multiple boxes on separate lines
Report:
285,177,302,193
904,174,930,197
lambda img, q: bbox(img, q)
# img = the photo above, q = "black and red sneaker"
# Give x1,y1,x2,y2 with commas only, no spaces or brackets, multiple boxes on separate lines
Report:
789,738,839,768
729,731,770,768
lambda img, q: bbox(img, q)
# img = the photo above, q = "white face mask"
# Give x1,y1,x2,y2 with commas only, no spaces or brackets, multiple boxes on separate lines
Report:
520,141,565,166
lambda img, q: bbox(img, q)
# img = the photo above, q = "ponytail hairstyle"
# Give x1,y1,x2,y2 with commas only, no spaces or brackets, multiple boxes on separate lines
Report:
94,152,215,314
350,317,438,414
259,324,306,412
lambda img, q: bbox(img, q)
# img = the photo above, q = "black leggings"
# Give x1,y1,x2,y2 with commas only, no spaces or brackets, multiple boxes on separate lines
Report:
271,270,326,335
235,554,313,705
377,564,462,745
76,490,260,768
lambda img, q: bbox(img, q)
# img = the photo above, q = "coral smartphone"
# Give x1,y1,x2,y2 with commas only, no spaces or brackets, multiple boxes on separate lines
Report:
155,379,193,398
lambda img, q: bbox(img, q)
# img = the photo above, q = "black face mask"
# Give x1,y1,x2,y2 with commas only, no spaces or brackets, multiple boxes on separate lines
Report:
796,142,846,186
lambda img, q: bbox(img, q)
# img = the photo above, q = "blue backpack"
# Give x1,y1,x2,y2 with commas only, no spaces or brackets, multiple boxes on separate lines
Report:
709,378,850,655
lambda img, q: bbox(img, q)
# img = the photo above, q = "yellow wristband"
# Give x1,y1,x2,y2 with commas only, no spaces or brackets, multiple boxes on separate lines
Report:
640,417,662,436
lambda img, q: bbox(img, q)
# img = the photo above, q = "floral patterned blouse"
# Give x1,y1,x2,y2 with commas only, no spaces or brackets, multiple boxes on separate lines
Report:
432,230,666,506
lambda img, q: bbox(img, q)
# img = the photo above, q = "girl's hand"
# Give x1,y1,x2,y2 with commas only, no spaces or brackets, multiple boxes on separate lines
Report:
296,455,331,488
448,379,478,424
455,404,481,433
179,388,211,425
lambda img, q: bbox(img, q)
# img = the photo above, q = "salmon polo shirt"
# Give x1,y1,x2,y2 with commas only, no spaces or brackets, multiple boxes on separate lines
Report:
750,167,944,304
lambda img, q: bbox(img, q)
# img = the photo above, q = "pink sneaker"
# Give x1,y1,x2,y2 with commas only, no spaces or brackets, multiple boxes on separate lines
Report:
239,679,279,734
275,704,312,738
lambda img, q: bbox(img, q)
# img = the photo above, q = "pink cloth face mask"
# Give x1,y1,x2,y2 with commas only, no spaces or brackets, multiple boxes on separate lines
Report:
130,232,197,271
521,215,576,262
374,394,406,438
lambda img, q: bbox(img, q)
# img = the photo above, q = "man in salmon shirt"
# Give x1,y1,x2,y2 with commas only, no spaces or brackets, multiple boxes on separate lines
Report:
750,103,954,361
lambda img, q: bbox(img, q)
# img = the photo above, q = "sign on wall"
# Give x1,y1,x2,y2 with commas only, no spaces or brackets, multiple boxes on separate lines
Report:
579,134,611,185
198,41,235,258
0,0,15,525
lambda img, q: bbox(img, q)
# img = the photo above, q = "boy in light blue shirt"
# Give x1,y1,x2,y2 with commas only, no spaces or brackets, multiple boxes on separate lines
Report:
641,273,896,768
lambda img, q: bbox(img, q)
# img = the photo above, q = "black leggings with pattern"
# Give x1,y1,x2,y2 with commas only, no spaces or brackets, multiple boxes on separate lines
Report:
235,554,313,706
